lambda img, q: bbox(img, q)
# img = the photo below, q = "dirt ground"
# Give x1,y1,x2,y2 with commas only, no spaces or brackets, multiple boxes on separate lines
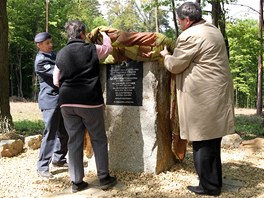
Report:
9,101,258,121
0,102,263,198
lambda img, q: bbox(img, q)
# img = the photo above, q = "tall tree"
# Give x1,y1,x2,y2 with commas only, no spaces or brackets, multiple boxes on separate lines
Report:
0,0,13,131
227,19,258,108
256,0,263,115
155,0,159,32
209,0,230,56
66,0,105,32
103,0,146,31
170,0,179,38
8,0,46,98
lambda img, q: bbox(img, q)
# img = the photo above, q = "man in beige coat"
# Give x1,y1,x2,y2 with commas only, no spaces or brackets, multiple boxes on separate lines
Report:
160,2,235,196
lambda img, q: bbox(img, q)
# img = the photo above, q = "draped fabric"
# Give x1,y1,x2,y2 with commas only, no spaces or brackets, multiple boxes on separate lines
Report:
86,26,176,64
86,26,187,161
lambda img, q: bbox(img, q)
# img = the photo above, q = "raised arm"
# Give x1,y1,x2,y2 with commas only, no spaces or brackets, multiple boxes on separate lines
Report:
95,32,113,60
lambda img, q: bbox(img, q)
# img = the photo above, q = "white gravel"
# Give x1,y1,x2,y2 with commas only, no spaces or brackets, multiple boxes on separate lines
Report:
5,102,263,197
0,145,263,198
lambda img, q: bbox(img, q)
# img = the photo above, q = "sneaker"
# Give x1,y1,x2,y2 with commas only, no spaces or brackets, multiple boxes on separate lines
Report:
99,174,117,190
37,170,54,179
52,161,68,167
72,181,89,193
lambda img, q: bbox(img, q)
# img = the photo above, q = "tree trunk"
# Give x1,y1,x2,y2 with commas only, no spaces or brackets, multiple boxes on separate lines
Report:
171,0,179,38
10,63,14,97
256,0,263,115
155,0,159,32
0,0,13,131
46,0,49,32
18,52,24,98
211,0,220,28
211,0,230,57
218,1,230,57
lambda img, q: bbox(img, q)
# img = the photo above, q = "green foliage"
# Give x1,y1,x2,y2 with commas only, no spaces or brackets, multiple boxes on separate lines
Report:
65,0,106,32
13,120,44,136
5,0,263,110
103,0,143,31
235,115,264,140
12,114,264,140
92,16,108,29
227,19,259,108
7,0,104,99
101,0,171,33
8,0,43,98
137,0,173,33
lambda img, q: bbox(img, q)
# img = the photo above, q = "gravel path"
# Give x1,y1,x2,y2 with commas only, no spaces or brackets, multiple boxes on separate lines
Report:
0,145,263,198
2,103,263,197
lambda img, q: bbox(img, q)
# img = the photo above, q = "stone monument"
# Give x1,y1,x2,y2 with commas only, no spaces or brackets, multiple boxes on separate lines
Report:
100,61,176,174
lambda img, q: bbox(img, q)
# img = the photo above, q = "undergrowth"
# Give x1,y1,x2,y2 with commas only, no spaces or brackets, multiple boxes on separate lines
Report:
235,115,264,140
1,114,264,140
13,120,44,136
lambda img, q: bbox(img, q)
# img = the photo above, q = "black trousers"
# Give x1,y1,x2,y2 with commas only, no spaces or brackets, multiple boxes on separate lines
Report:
192,138,222,191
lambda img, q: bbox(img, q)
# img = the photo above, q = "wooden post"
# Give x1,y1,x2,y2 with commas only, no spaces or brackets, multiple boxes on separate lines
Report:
256,0,263,115
46,0,49,32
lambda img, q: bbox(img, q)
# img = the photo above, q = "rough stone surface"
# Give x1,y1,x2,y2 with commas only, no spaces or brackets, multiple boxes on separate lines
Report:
0,139,24,157
100,62,175,174
222,133,242,149
24,134,42,150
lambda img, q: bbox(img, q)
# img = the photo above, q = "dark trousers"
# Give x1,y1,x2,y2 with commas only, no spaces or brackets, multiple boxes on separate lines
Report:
192,138,222,191
37,108,69,171
61,106,109,183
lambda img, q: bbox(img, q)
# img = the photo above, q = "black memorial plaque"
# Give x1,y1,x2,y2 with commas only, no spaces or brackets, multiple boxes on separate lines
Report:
106,61,143,106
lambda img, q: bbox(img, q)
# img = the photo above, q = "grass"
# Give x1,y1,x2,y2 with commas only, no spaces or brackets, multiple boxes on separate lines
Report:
13,119,44,136
235,114,264,140
5,101,264,140
10,114,264,140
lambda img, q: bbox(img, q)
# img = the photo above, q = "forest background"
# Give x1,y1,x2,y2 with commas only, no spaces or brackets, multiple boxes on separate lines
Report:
5,0,261,107
0,0,263,128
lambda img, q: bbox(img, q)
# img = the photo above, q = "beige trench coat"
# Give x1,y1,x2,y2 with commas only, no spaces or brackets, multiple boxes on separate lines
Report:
164,21,235,141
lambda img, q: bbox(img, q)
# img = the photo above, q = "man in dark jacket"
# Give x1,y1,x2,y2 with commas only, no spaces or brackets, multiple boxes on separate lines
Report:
34,32,69,179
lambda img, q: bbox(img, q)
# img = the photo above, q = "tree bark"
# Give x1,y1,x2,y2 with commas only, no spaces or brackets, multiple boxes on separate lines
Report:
210,0,230,57
0,0,13,131
256,0,263,115
46,0,49,32
171,0,179,38
155,0,159,32
210,0,220,28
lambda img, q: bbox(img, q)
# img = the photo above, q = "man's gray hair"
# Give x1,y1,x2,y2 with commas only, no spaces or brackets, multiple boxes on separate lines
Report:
176,2,202,22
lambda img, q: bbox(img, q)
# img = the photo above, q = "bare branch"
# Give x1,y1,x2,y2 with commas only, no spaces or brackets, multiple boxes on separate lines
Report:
231,3,259,14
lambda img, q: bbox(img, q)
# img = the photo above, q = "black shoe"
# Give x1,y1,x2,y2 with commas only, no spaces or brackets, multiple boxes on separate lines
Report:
187,186,221,196
72,181,89,193
52,161,68,167
99,174,117,190
37,170,54,179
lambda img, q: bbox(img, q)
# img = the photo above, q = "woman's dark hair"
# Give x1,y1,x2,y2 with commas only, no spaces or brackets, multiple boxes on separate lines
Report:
64,19,86,39
176,2,202,22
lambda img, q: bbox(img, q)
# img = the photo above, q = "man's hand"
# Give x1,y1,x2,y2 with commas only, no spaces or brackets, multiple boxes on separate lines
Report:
160,45,170,57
